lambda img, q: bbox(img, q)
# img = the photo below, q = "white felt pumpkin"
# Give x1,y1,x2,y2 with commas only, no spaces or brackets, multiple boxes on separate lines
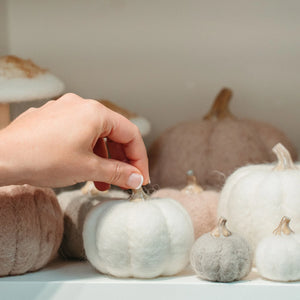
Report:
152,170,219,239
58,182,127,259
218,143,300,251
83,188,194,278
256,217,300,282
190,218,253,282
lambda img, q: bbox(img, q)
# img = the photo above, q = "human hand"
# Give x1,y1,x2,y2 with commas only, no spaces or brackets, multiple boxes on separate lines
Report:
0,93,149,190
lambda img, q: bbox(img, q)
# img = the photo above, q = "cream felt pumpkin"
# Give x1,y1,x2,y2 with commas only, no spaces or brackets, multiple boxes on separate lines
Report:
218,143,300,252
152,170,219,239
0,185,63,277
83,188,194,278
149,88,298,190
256,217,300,282
190,218,253,282
58,182,128,259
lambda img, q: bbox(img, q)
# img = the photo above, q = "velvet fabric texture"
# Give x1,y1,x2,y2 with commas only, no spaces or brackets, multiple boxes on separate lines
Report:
0,185,63,277
148,89,298,190
58,188,128,260
152,188,219,239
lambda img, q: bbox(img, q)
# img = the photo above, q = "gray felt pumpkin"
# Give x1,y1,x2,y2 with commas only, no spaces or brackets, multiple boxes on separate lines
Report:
149,88,298,190
0,185,63,277
190,217,253,282
58,182,128,259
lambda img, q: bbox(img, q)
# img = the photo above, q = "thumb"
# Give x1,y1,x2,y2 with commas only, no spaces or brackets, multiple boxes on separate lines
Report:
88,155,144,189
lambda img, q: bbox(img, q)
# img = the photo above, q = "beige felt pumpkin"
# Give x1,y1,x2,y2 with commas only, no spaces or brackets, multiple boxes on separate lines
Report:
152,170,219,239
0,185,63,277
149,88,298,190
58,182,128,260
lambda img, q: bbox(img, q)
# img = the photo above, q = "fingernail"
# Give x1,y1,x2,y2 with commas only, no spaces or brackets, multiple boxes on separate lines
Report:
127,173,144,189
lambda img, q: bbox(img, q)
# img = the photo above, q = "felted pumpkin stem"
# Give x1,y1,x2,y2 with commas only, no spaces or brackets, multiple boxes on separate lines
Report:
181,170,204,195
272,143,297,171
211,217,232,237
130,188,149,202
203,88,236,120
273,216,294,236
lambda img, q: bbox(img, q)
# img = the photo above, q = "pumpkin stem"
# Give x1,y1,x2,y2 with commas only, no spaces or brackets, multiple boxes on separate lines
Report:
211,217,232,237
203,88,236,120
129,187,149,202
273,216,294,236
272,143,297,171
181,170,204,195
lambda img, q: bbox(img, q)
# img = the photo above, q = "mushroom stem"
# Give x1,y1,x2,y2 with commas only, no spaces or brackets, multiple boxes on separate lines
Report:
211,217,232,237
272,143,297,171
273,216,294,236
0,103,10,129
129,187,149,202
203,88,236,120
181,170,204,195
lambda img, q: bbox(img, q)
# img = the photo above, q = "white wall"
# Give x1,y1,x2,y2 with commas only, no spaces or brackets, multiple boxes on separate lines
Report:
0,0,8,55
5,0,300,150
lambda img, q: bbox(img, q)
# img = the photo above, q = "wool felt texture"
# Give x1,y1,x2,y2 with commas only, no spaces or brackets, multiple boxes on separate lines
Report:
190,229,252,282
255,217,300,282
152,188,219,239
218,143,300,253
148,88,298,190
83,192,194,278
58,187,128,259
0,55,64,102
0,185,63,277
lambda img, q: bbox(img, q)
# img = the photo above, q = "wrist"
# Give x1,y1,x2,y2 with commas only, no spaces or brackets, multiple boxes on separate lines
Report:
0,128,27,186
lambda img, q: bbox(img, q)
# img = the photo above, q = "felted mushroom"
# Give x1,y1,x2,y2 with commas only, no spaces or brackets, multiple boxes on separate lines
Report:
99,100,151,136
0,55,65,128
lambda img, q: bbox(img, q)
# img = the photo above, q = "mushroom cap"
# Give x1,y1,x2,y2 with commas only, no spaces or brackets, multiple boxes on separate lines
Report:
0,55,65,103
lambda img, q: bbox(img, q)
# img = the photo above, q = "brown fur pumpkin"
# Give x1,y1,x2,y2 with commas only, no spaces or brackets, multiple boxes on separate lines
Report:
0,185,63,277
149,88,298,190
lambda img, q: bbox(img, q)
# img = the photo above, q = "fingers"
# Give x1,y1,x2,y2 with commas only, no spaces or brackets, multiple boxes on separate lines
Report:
97,107,149,184
93,138,110,191
88,155,144,189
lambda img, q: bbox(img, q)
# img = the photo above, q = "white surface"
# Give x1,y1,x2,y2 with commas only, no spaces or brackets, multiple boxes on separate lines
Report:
2,0,300,149
0,259,299,300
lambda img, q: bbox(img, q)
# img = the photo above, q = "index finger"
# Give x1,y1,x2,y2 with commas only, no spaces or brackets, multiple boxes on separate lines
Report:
99,106,149,184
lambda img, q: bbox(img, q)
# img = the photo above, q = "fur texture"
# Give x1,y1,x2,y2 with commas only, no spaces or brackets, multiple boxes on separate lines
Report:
58,188,127,259
83,197,194,278
218,163,300,252
256,234,300,281
0,185,63,277
152,188,219,239
149,119,297,191
190,232,252,282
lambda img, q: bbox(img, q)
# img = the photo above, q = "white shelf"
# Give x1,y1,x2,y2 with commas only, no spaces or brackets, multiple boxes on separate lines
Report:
0,259,299,300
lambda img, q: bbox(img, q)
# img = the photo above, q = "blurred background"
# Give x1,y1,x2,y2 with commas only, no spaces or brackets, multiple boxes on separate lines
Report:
0,0,299,150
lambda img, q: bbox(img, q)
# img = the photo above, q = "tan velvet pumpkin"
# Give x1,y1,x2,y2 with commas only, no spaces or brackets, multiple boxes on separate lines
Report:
152,171,219,239
149,88,298,190
58,182,128,260
0,185,63,277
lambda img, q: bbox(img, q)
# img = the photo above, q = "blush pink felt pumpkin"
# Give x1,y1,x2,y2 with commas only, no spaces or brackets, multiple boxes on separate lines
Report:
152,171,219,239
149,88,298,190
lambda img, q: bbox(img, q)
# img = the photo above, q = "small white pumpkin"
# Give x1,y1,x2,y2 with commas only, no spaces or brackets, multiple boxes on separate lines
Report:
218,143,300,251
190,218,253,282
256,216,300,282
83,188,194,278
